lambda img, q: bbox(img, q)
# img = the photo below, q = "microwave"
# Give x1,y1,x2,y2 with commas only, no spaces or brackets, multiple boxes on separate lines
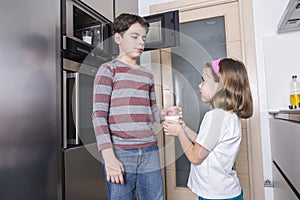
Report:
62,0,111,50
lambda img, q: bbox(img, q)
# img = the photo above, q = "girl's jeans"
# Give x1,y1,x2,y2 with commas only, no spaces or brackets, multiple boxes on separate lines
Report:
103,145,164,200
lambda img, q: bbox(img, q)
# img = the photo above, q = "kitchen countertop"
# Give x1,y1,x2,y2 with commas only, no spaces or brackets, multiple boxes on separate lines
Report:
269,109,300,122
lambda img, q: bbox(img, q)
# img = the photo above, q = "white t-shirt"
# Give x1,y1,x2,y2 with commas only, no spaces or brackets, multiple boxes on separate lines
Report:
187,109,242,199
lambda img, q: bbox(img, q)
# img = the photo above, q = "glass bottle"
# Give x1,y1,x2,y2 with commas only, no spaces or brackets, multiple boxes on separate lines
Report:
290,75,300,108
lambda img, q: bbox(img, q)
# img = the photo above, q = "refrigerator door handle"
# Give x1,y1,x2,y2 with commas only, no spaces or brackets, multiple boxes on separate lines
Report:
74,72,80,145
63,70,68,149
63,70,81,148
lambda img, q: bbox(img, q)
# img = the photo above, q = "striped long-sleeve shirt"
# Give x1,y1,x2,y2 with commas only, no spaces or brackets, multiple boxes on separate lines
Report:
92,59,161,151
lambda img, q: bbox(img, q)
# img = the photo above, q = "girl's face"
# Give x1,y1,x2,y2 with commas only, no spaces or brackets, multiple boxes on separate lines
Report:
114,22,147,61
198,67,219,103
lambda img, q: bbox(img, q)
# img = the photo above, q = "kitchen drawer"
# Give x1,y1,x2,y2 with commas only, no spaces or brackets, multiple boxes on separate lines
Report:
273,163,298,200
269,118,300,194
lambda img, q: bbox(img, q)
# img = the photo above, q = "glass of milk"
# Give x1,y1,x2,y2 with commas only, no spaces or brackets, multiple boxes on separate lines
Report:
82,30,92,45
165,109,180,122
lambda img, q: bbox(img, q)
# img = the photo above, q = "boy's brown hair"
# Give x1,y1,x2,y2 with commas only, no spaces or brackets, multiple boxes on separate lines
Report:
113,13,150,35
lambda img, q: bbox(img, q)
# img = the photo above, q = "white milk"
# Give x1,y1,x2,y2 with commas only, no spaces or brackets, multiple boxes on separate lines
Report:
83,36,92,44
165,115,179,122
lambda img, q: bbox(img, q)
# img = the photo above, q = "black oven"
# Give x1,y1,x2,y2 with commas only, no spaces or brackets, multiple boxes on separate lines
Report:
62,41,110,200
61,1,112,199
61,0,113,148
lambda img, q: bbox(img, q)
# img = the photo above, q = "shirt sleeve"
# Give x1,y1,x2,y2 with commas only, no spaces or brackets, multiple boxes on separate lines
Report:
149,77,161,123
195,109,225,151
92,64,113,151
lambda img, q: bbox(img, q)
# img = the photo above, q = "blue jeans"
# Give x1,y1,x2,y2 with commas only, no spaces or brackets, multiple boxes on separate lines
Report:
103,145,164,200
198,190,243,200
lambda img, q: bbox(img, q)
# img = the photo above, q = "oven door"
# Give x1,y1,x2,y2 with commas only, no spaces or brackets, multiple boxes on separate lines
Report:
63,59,99,148
62,58,108,200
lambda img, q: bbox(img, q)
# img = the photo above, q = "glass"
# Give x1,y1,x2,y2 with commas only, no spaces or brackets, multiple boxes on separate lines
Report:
165,109,180,122
82,29,92,44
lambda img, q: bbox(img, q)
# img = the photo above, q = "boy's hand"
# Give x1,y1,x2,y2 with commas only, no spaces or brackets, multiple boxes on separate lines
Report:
102,148,124,184
163,120,183,136
104,157,124,184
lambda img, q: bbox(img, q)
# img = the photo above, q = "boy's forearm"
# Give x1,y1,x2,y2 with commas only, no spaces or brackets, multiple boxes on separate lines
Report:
101,148,116,161
92,112,113,150
152,106,162,123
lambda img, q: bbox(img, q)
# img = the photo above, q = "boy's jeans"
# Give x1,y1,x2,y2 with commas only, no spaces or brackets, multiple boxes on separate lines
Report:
103,145,164,200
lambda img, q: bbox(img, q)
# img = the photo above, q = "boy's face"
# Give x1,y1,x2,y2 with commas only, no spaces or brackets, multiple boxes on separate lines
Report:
114,22,147,60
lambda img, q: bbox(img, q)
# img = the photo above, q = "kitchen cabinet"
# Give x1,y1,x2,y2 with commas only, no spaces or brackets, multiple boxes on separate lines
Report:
115,0,138,17
273,164,298,200
81,0,113,21
269,112,300,200
79,0,138,21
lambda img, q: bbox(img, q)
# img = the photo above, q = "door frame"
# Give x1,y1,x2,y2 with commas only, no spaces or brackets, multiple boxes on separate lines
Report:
150,0,264,200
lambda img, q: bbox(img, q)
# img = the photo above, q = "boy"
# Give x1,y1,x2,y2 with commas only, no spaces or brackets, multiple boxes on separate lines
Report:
92,13,177,200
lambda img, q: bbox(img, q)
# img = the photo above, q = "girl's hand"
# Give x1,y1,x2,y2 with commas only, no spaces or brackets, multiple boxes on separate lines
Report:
163,120,183,136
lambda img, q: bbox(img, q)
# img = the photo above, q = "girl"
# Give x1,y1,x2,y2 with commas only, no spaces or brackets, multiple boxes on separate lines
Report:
163,58,253,200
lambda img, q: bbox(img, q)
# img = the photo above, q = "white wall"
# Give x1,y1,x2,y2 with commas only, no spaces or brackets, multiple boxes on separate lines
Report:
139,0,300,200
138,0,170,16
252,0,300,199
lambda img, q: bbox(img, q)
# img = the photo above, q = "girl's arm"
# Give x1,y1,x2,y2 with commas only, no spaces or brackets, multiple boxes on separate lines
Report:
164,121,209,165
181,122,197,142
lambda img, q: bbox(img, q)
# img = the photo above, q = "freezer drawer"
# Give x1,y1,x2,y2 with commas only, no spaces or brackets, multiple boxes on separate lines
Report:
64,143,107,200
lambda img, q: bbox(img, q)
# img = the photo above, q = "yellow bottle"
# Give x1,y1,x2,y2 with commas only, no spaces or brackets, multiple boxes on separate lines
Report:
290,94,300,107
290,75,300,107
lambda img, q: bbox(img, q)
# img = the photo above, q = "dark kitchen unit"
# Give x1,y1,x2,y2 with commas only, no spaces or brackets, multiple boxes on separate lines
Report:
61,0,180,199
61,0,112,199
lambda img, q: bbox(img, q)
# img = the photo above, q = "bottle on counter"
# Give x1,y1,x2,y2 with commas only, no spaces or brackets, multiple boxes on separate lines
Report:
289,75,300,108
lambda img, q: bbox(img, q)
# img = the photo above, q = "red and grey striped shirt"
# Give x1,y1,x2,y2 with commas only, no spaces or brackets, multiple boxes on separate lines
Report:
92,59,160,151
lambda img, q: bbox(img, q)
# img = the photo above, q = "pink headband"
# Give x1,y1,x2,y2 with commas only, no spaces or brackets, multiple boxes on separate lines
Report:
212,58,221,76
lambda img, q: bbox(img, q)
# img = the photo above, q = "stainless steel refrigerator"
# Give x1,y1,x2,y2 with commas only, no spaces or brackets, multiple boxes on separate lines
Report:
0,0,61,199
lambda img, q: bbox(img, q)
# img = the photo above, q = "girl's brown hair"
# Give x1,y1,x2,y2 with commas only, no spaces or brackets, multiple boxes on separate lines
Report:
211,58,253,119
